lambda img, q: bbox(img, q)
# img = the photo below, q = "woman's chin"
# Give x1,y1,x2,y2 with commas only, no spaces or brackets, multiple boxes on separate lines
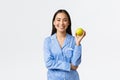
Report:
57,30,66,33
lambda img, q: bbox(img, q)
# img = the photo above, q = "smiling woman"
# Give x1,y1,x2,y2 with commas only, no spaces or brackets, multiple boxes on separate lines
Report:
43,9,86,80
53,12,69,34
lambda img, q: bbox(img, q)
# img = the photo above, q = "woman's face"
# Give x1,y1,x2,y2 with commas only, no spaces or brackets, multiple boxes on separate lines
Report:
53,12,69,33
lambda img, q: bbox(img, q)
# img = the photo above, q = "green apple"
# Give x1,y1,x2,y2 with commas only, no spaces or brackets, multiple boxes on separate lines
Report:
76,28,84,36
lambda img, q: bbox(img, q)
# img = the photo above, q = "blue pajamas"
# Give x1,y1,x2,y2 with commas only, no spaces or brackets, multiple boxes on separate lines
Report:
44,33,82,80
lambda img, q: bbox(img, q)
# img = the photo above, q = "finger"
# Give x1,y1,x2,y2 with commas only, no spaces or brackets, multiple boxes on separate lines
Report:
75,33,77,36
75,33,77,38
84,31,86,36
82,30,86,37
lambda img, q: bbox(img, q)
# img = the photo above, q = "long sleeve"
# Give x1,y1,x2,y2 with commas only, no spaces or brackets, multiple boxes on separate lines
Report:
43,37,71,71
71,41,82,66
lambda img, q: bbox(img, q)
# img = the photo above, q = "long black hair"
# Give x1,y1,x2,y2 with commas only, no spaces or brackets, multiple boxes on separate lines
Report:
51,9,72,35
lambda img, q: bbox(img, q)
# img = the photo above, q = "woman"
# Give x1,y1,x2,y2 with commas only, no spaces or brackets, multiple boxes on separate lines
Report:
43,9,86,80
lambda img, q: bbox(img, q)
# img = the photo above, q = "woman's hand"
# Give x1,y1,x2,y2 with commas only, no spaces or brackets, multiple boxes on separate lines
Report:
71,64,78,70
75,29,86,46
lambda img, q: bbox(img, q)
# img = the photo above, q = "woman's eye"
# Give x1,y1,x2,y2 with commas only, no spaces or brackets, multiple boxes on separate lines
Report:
57,20,60,21
63,19,68,22
64,20,67,22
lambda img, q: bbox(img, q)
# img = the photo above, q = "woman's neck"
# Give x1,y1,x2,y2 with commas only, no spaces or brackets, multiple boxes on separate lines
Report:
56,31,66,48
56,31,66,38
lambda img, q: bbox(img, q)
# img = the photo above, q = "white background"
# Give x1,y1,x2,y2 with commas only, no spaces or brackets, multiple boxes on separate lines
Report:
0,0,120,80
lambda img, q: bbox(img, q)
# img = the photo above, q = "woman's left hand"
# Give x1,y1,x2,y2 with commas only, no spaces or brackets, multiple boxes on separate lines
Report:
75,30,86,46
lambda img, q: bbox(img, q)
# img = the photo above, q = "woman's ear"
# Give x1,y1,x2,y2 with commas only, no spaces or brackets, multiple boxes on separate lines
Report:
67,23,70,27
53,21,57,29
53,21,55,25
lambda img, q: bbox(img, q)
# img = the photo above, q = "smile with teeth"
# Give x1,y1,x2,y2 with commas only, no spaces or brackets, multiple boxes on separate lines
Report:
59,26,65,28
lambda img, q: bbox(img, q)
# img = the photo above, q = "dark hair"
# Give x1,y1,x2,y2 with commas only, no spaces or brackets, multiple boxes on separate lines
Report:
51,9,72,35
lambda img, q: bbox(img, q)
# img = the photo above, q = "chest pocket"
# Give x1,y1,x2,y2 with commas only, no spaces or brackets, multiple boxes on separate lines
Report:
64,47,73,58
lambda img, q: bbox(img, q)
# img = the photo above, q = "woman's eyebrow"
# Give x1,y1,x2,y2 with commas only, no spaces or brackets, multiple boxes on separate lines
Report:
56,17,68,20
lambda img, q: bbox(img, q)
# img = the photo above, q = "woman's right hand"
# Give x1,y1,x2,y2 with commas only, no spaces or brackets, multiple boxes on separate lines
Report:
75,30,86,46
71,64,78,70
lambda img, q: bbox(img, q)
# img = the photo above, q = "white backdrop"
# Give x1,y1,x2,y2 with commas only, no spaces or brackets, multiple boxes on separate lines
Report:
0,0,120,80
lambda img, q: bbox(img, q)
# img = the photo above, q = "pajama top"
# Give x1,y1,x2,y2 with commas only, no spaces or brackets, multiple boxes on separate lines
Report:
43,33,82,80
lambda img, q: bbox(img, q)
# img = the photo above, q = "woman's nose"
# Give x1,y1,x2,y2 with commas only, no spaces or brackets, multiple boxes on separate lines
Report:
60,20,64,25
